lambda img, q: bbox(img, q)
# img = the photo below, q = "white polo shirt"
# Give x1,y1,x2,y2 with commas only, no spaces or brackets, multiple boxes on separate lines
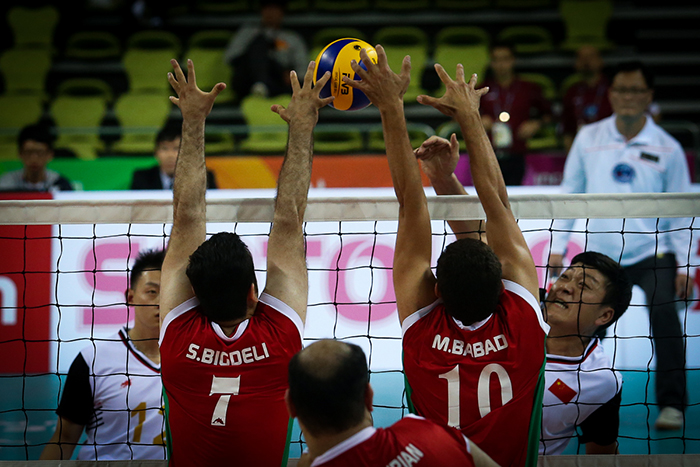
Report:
550,115,695,270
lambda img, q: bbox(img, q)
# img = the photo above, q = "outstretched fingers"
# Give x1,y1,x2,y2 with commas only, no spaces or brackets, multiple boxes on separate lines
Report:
434,63,454,86
186,59,196,87
171,59,187,84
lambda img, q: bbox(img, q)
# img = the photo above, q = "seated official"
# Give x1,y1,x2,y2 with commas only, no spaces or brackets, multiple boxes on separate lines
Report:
130,126,217,190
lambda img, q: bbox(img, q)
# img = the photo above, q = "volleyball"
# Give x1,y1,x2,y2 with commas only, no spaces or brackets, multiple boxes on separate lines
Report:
313,38,378,111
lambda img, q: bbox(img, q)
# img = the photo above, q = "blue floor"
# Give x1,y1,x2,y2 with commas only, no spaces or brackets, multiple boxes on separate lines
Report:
1,370,698,460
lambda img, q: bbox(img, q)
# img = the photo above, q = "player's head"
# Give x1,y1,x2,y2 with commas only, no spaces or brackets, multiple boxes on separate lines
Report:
186,232,258,323
127,249,165,332
436,238,503,325
489,41,516,81
545,252,632,337
155,125,181,177
286,340,372,437
609,61,654,121
18,124,55,178
260,0,286,29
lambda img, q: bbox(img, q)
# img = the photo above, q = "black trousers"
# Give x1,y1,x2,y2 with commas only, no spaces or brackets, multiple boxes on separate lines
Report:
495,151,525,186
232,34,288,102
624,254,686,411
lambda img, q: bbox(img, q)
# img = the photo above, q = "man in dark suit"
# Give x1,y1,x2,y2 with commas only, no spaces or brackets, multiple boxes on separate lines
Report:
130,125,218,190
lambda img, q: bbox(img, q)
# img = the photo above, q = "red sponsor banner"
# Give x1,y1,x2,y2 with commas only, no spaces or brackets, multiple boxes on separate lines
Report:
0,192,53,374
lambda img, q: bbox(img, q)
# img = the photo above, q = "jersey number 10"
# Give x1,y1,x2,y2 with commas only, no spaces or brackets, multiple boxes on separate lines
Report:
439,363,513,427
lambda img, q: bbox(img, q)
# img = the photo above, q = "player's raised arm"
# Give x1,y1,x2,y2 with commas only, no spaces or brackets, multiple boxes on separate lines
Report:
343,45,437,323
414,134,485,241
160,59,225,321
418,64,538,299
263,62,334,321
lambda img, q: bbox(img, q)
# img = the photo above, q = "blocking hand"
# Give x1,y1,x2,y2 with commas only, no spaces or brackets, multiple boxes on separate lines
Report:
342,44,410,110
271,61,334,126
168,59,225,121
417,64,488,118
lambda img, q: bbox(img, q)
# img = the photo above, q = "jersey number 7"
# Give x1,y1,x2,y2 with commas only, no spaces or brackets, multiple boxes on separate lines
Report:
439,363,513,427
210,375,241,426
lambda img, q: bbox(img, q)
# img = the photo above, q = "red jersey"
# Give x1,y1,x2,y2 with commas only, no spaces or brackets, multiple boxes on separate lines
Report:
159,293,303,467
402,280,548,467
310,415,474,467
561,77,612,136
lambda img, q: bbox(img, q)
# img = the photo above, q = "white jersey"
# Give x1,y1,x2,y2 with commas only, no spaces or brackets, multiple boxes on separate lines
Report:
540,338,622,455
57,327,166,460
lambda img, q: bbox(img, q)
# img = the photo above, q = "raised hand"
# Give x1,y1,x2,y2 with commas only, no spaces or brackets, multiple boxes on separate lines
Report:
342,44,410,111
271,61,334,126
417,64,489,118
167,59,225,121
414,134,460,183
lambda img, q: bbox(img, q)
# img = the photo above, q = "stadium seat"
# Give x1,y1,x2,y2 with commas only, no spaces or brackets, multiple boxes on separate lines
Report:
310,28,367,61
436,121,466,151
373,27,429,102
65,31,121,60
7,5,59,49
560,0,614,51
122,49,176,92
314,127,364,154
433,27,490,95
520,72,558,101
435,0,491,10
368,123,435,152
127,30,182,55
197,0,250,13
50,95,108,160
559,72,584,97
497,26,554,55
0,48,52,96
314,0,371,12
239,94,291,154
375,0,430,10
56,78,114,103
111,92,173,154
184,30,235,104
0,94,44,160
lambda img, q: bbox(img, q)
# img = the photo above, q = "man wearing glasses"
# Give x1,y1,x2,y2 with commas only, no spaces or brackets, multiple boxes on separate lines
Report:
549,61,694,432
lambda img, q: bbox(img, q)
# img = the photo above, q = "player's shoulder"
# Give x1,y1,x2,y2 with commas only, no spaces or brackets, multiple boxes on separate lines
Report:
645,119,684,153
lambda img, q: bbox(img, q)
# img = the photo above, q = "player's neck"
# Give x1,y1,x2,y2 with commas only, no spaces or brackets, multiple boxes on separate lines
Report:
128,327,160,364
545,333,591,357
304,419,373,460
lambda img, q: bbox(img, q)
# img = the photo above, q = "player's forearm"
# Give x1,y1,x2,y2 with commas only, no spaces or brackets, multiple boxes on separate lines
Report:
381,104,425,209
40,442,76,460
173,118,207,233
273,120,315,228
456,109,509,213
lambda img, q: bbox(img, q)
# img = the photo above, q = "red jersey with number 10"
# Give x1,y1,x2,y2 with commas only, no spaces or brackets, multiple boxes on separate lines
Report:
402,280,548,467
159,293,303,467
310,415,474,467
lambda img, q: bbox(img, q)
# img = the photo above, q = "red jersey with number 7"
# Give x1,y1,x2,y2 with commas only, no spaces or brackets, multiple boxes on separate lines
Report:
159,293,303,467
402,280,549,467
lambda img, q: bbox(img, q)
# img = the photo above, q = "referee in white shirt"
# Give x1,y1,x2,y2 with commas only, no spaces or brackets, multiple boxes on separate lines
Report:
549,61,695,432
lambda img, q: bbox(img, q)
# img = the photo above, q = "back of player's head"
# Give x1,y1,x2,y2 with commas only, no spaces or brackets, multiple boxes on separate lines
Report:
570,252,632,330
612,60,654,89
186,232,257,322
18,124,54,151
156,125,182,145
288,340,369,436
436,238,503,325
130,249,165,289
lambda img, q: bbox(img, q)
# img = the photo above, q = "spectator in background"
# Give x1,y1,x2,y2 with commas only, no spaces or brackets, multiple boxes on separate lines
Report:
0,124,73,192
549,61,695,432
223,0,308,103
480,41,552,185
41,249,166,460
561,45,613,152
130,125,217,190
288,340,499,467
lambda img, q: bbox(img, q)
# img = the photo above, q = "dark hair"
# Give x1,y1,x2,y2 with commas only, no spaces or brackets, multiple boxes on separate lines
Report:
490,40,515,56
288,341,368,436
186,232,257,322
130,249,165,289
612,60,654,89
18,124,54,150
436,238,503,324
569,252,632,331
156,125,182,145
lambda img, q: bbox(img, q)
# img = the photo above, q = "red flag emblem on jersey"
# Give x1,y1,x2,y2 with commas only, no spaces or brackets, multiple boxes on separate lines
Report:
548,379,577,404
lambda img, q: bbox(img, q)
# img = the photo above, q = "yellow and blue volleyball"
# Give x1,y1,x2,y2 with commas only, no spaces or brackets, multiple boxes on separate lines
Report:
313,38,378,111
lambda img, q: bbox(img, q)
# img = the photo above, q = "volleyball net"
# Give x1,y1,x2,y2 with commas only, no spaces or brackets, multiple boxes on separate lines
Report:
0,192,699,461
